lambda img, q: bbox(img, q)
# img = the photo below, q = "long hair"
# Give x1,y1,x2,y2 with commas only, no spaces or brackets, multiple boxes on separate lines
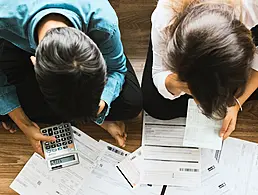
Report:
164,0,255,119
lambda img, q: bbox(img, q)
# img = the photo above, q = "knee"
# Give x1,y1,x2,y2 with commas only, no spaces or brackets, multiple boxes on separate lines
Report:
128,90,143,119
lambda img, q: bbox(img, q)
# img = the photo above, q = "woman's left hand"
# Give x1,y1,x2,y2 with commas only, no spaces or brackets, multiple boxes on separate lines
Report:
220,105,240,140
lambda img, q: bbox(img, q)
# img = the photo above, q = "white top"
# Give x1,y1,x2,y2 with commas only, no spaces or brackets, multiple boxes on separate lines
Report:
152,0,258,100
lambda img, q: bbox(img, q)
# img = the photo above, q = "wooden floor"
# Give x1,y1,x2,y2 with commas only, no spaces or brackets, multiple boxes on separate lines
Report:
1,1,258,195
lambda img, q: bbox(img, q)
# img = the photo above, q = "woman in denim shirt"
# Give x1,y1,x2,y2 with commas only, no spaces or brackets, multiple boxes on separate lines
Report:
0,0,142,155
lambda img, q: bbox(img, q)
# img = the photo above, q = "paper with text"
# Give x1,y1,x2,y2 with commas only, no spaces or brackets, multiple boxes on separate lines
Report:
77,141,161,195
183,99,223,150
165,148,230,195
10,127,103,195
219,138,258,195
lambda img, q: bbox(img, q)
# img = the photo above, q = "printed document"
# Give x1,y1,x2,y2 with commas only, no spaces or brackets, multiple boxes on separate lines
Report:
165,149,230,195
77,141,161,195
10,127,103,195
219,138,258,195
140,113,201,187
183,99,223,150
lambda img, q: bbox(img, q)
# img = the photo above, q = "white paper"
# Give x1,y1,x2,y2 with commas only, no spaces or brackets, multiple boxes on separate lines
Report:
116,148,144,188
218,138,258,195
141,146,201,187
10,127,103,195
165,149,231,195
142,113,186,146
140,113,201,187
77,141,161,195
183,99,223,150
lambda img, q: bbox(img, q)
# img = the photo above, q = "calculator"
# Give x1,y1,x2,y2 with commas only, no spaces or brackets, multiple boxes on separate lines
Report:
41,123,79,171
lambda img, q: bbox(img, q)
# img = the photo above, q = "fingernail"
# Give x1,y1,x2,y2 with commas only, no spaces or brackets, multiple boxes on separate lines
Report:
220,133,224,137
122,144,126,148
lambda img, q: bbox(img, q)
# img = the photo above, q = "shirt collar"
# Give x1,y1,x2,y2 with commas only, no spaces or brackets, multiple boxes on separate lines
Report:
28,8,83,50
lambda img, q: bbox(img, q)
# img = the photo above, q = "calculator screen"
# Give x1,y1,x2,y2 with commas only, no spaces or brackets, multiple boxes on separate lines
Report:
50,155,75,166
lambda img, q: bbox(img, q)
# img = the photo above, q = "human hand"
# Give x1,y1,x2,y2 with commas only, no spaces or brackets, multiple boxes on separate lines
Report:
220,105,240,140
21,122,56,157
97,100,106,115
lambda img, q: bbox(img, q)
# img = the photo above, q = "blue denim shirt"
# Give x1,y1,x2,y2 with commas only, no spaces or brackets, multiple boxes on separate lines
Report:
0,0,127,124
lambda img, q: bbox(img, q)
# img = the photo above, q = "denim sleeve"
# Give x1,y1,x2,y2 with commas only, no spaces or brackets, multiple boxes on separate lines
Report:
90,26,127,125
0,70,20,115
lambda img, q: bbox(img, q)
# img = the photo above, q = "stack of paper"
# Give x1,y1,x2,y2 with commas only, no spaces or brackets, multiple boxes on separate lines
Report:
10,127,162,195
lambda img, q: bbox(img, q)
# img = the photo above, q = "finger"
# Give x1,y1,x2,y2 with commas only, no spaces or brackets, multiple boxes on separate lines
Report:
220,117,231,137
32,122,40,129
223,118,236,140
34,142,45,158
34,132,56,142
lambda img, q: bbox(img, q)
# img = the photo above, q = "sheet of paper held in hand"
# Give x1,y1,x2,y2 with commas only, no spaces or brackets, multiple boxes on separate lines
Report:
118,113,201,188
10,127,103,195
183,99,223,150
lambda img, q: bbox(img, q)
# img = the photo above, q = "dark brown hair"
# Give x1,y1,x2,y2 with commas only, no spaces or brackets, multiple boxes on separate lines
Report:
166,2,255,119
35,27,107,121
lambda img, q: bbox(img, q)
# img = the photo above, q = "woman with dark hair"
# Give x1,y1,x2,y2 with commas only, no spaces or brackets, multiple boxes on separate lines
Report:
142,0,258,139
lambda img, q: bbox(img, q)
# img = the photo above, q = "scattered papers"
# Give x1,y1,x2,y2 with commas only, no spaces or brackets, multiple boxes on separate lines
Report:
117,113,201,188
219,138,258,195
183,99,223,150
165,149,230,195
10,127,102,195
10,127,161,195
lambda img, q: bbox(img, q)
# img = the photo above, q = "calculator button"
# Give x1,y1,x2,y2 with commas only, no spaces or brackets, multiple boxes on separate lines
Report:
67,136,72,140
60,129,64,133
54,131,59,135
57,143,62,147
68,140,73,144
58,147,62,150
59,125,63,129
47,150,51,153
53,127,58,130
62,142,67,145
46,146,51,149
63,146,68,149
43,134,48,136
51,141,55,144
55,135,60,138
66,132,71,136
48,129,53,136
65,128,70,132
61,138,66,141
52,149,57,152
56,139,61,143
51,144,56,148
42,129,47,133
61,134,65,137
45,142,49,145
64,124,69,128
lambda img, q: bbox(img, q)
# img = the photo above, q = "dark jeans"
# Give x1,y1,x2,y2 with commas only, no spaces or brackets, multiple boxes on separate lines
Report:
142,27,258,120
0,40,142,124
